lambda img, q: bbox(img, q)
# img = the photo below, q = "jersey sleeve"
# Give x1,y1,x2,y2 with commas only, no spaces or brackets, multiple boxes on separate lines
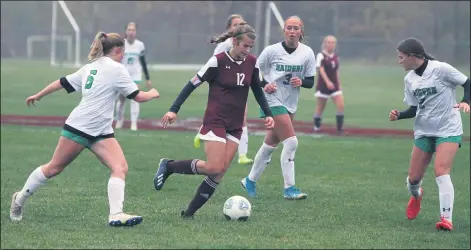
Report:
194,56,218,85
114,65,139,98
61,66,86,93
303,48,317,77
439,62,468,88
315,53,324,68
403,78,418,106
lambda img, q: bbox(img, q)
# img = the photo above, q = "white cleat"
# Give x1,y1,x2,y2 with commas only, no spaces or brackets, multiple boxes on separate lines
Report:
10,192,23,222
115,120,124,129
109,212,143,227
130,123,138,131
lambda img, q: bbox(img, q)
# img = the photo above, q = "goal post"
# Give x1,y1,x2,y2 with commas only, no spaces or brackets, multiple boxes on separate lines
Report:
264,1,285,49
51,1,81,67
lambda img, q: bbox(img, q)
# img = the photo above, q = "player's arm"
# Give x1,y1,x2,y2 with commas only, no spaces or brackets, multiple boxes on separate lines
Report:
139,48,150,81
251,67,273,117
300,49,317,89
461,78,470,104
169,56,218,114
391,80,418,121
397,106,418,120
115,66,159,103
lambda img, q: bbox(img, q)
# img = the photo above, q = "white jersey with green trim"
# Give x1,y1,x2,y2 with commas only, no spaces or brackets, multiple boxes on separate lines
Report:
64,57,139,136
403,60,468,138
122,38,145,81
256,42,316,113
213,38,232,55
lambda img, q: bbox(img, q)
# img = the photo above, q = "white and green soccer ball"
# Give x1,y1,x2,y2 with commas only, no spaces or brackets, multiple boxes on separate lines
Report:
223,195,251,221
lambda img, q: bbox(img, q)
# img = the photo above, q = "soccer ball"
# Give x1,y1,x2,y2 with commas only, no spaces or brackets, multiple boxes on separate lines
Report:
223,195,251,221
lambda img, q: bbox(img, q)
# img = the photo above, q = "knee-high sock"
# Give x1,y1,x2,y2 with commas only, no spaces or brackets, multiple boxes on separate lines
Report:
130,100,140,124
238,126,249,156
248,143,276,181
280,136,298,189
15,166,48,206
436,174,454,222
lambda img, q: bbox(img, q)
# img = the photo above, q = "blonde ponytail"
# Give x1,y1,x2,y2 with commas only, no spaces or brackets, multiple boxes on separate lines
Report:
88,32,107,61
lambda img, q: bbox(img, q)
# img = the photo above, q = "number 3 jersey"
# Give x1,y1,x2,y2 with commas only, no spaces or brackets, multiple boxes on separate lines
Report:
256,42,316,113
122,39,146,81
61,57,139,137
403,60,468,138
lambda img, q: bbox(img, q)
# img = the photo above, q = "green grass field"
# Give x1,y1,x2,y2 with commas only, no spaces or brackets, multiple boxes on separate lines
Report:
1,60,470,249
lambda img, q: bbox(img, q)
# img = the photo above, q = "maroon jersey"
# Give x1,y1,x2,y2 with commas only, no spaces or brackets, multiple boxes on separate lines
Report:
316,52,340,94
195,51,258,131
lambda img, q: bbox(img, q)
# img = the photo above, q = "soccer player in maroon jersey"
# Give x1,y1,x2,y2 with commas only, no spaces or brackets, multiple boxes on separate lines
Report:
313,35,345,135
154,23,275,218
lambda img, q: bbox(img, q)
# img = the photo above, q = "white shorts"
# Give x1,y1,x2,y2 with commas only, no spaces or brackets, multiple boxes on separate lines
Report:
196,125,240,145
314,90,343,99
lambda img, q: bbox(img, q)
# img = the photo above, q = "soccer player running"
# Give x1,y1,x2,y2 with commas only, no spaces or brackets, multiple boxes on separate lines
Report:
154,23,274,218
389,37,470,231
193,14,255,165
115,22,152,131
313,35,345,135
10,32,160,226
241,16,316,200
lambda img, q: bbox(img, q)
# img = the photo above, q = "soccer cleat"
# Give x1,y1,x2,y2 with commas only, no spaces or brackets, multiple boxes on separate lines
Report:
194,135,201,149
130,122,138,131
154,158,172,190
10,192,23,222
240,177,257,197
406,187,423,220
115,120,123,129
108,213,143,227
238,154,254,165
435,216,453,231
313,126,321,132
180,210,194,219
284,186,307,200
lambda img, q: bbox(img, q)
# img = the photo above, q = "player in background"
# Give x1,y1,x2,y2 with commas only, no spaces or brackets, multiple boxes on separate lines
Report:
313,35,344,134
389,37,470,231
241,16,316,200
193,14,255,165
10,32,160,226
115,22,152,131
154,23,274,218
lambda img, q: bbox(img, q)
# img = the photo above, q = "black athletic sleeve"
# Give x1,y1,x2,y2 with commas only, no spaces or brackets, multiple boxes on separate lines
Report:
139,55,150,80
60,77,75,93
301,76,315,89
126,90,140,99
398,106,418,120
461,78,470,104
169,81,197,114
260,78,269,87
251,68,273,117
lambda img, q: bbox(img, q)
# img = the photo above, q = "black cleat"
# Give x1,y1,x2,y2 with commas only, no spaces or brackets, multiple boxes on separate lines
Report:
154,158,172,190
180,210,194,219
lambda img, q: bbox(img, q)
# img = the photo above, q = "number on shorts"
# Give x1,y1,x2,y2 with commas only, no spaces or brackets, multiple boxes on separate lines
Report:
85,70,98,89
236,73,245,86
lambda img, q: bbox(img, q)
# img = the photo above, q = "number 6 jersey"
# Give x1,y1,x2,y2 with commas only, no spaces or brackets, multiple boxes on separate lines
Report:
256,42,316,113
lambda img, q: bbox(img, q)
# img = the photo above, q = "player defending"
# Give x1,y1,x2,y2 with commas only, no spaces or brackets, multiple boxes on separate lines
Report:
313,35,344,135
241,16,316,200
115,22,152,131
154,23,274,218
389,37,470,231
10,32,160,226
193,14,254,165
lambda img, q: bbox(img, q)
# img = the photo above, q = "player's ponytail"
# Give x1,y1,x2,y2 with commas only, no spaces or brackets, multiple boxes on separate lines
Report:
210,22,255,44
88,32,125,61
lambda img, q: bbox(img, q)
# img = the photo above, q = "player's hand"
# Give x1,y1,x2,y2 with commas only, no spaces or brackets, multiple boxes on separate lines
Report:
326,81,336,90
264,117,275,130
263,83,277,94
454,102,470,113
389,109,400,121
146,80,152,90
161,112,177,128
26,94,41,107
289,77,302,88
148,88,160,99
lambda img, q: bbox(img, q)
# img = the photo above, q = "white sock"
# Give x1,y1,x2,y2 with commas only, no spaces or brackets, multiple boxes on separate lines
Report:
406,176,422,198
436,174,454,222
280,136,298,189
108,177,125,215
16,166,48,206
248,143,276,181
130,100,140,125
115,98,126,122
238,126,249,156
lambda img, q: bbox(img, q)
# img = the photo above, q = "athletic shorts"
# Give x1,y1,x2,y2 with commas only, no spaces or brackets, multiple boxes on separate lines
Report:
61,126,114,149
314,90,343,99
196,125,242,144
414,135,462,153
259,105,292,118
